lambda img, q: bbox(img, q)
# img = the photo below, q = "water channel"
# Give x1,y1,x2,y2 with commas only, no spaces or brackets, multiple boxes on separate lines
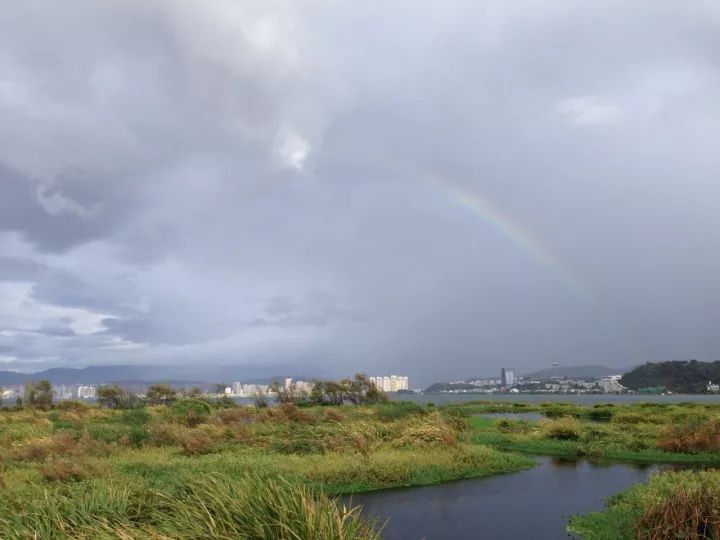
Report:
352,456,663,539
351,411,688,539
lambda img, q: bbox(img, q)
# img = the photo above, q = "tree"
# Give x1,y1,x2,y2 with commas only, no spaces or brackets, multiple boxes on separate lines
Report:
309,374,387,406
24,379,53,409
254,391,268,408
146,384,177,405
183,387,203,399
97,385,138,409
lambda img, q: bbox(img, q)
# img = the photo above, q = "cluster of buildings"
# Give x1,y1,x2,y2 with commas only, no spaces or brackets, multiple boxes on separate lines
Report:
1,384,99,402
432,368,631,395
1,374,414,403
369,375,409,392
226,378,314,397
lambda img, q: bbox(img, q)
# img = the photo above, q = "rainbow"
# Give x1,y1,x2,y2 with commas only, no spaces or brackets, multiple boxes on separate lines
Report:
426,175,589,297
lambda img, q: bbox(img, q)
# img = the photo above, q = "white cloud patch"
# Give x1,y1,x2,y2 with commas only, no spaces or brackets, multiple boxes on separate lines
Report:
274,128,311,170
554,95,622,126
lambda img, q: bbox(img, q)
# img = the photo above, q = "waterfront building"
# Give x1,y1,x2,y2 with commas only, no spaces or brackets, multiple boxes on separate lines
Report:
370,375,409,392
232,382,242,395
501,368,515,387
600,375,625,393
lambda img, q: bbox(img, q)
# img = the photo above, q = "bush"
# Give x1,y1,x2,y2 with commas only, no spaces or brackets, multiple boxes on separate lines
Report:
395,412,460,447
180,430,216,456
12,441,50,461
39,459,93,482
86,424,128,444
612,412,649,424
118,408,150,426
171,399,212,427
323,409,345,422
375,402,425,422
56,400,90,412
587,408,614,421
280,403,314,423
216,407,256,425
635,476,720,539
543,418,581,441
127,426,151,448
658,418,720,454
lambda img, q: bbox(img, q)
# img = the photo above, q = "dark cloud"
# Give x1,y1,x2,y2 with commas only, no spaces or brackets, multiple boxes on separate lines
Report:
0,1,719,384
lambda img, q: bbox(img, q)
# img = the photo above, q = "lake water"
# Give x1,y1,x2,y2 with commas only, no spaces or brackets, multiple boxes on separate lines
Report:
351,457,666,539
395,393,720,406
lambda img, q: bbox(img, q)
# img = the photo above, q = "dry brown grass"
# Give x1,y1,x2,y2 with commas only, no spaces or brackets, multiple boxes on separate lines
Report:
279,403,314,423
323,409,345,423
395,412,460,447
636,485,720,539
179,428,221,456
38,459,94,482
658,418,720,454
12,440,51,461
216,407,256,425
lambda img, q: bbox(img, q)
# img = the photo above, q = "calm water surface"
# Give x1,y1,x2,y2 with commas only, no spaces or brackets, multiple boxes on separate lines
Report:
396,393,720,405
352,458,663,539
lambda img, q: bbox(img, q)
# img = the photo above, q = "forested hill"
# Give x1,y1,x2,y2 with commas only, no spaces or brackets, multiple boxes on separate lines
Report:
621,360,720,393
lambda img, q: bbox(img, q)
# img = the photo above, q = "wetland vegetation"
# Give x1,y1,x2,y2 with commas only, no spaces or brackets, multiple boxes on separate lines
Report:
4,395,720,538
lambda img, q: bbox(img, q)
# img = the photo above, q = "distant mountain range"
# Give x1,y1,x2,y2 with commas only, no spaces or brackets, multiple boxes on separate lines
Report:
523,364,632,379
0,365,322,387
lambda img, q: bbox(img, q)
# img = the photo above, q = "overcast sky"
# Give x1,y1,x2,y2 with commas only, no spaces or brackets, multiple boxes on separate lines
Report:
1,1,719,384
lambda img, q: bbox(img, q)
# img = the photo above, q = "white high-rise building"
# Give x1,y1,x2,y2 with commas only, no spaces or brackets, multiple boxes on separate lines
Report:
77,386,97,399
600,375,624,393
501,368,515,387
370,375,409,392
232,382,242,395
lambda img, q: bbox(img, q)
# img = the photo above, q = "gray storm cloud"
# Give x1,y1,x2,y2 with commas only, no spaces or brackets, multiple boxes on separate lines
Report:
0,0,719,384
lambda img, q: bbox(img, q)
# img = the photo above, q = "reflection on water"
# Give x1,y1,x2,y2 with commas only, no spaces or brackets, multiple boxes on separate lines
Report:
351,457,661,540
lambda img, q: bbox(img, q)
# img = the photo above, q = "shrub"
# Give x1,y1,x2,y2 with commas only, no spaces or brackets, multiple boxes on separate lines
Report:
540,403,581,418
658,418,720,453
13,441,51,461
39,459,93,482
56,400,90,412
180,431,216,456
118,408,150,426
171,399,212,427
50,432,78,454
216,407,255,425
612,412,649,424
150,423,187,446
323,408,345,422
86,424,127,444
127,426,151,448
395,412,460,447
543,418,581,441
376,402,425,422
636,483,720,539
280,403,314,423
587,408,614,421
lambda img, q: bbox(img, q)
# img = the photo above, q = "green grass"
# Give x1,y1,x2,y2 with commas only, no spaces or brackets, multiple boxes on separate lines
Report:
466,405,720,465
0,402,535,539
0,473,385,540
569,470,720,539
